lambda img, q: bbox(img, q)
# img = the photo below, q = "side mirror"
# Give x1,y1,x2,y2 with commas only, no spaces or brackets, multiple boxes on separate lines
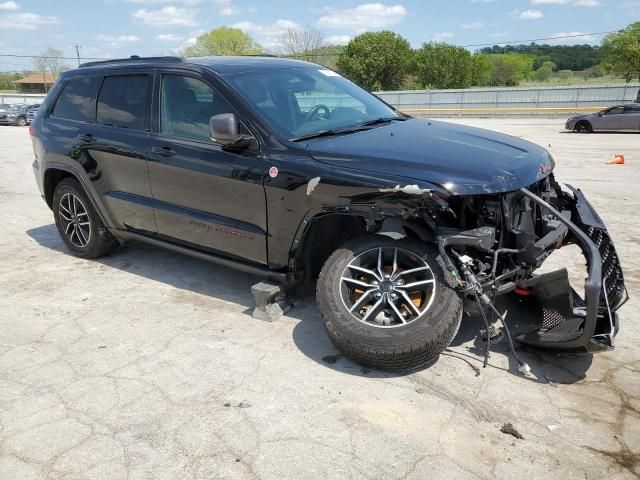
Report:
598,112,604,117
209,113,253,149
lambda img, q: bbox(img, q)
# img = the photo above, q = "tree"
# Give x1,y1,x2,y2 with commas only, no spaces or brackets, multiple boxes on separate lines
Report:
411,43,473,89
470,54,492,86
279,25,324,61
34,47,68,92
601,22,640,82
185,27,262,56
336,31,412,91
488,53,533,86
533,60,556,82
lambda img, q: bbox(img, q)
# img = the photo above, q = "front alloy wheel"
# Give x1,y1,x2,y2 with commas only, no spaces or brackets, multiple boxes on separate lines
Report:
340,247,436,327
317,236,463,371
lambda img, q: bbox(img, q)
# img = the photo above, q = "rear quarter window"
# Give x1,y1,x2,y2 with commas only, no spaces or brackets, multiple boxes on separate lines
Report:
51,77,100,123
97,75,150,130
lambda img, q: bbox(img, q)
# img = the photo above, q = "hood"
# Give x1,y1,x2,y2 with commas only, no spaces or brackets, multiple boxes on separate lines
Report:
305,118,553,195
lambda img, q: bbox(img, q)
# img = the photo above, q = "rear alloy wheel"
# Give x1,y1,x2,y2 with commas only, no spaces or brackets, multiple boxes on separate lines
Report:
53,177,119,259
575,121,592,133
317,236,463,371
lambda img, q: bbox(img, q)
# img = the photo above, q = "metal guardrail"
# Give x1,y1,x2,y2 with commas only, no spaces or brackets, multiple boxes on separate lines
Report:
376,83,640,117
0,93,46,105
2,84,639,116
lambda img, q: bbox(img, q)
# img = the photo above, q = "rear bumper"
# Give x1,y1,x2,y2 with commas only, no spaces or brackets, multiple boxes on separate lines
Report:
508,186,625,352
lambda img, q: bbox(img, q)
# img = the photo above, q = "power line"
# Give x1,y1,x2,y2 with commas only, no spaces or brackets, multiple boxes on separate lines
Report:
459,30,617,48
0,53,106,60
283,30,620,58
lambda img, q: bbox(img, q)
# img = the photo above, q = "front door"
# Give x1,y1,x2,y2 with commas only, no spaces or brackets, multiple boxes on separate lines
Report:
595,106,625,131
147,73,267,264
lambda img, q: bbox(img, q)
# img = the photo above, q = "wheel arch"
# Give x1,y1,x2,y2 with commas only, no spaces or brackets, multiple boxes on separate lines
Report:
291,211,435,282
43,164,113,227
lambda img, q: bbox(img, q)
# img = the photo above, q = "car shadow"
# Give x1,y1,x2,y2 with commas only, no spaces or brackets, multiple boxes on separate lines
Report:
26,223,593,383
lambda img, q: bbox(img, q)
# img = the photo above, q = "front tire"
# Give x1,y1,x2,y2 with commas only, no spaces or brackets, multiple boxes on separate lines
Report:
316,236,463,371
575,121,592,133
16,116,27,127
52,178,118,259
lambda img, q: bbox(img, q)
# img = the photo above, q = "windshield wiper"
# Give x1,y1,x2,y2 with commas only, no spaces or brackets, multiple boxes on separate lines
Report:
290,117,407,142
358,116,407,127
290,126,365,142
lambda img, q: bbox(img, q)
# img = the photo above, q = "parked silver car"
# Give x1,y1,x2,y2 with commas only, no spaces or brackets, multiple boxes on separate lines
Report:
566,104,640,133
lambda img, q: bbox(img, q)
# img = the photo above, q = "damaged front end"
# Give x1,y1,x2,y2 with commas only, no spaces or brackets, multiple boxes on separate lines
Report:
433,175,627,353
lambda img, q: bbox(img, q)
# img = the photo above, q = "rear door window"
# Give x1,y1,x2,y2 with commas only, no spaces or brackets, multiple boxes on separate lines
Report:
52,77,100,123
97,75,150,130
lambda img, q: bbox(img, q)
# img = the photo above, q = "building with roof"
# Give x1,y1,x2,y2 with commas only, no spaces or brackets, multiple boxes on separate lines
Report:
12,72,57,93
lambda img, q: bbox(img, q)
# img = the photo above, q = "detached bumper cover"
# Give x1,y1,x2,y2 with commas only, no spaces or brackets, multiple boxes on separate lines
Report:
508,186,625,351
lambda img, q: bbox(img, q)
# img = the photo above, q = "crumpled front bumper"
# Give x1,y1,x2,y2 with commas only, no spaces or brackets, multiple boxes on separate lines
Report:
504,185,626,352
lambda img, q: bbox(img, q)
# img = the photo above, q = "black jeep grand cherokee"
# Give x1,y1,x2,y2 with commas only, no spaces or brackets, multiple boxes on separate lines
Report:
31,56,625,371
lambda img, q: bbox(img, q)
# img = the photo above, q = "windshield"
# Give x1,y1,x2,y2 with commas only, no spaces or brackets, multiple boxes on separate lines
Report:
226,68,400,139
8,104,23,112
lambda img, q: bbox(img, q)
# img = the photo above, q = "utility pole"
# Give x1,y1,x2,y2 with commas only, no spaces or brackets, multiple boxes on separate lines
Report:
72,43,82,66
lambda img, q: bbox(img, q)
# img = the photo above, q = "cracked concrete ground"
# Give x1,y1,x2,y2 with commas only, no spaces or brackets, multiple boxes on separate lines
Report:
0,119,638,479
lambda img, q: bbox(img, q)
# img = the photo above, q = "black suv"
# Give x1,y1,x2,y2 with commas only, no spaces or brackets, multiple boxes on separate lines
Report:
31,56,625,371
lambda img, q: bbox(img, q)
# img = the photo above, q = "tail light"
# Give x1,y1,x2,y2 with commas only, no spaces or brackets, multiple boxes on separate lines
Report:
28,125,34,136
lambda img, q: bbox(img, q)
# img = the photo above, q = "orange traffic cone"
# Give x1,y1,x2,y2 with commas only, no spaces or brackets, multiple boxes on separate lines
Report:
607,154,624,165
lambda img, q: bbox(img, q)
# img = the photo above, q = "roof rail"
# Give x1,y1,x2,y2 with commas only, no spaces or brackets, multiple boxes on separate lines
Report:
79,55,184,68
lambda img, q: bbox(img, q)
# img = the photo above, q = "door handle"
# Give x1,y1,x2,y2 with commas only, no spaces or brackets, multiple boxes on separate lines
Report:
151,146,176,157
76,133,96,144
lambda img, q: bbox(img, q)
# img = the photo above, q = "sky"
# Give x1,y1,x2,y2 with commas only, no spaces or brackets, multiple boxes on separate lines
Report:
0,0,638,72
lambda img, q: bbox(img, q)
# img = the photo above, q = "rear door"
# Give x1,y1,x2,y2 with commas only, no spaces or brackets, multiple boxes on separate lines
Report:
622,105,640,131
90,74,157,233
147,72,267,264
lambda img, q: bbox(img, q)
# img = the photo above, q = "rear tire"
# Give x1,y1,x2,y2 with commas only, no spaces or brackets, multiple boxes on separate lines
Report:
575,121,592,133
52,178,118,259
316,235,463,371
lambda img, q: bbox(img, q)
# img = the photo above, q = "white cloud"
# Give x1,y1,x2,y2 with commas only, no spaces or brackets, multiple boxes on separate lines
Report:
97,34,141,47
509,9,543,19
214,0,238,16
0,1,19,10
0,12,58,29
232,19,300,50
433,32,454,41
531,0,599,5
156,33,184,41
550,31,595,42
324,35,351,45
132,6,197,26
461,21,485,29
316,3,407,30
124,0,201,4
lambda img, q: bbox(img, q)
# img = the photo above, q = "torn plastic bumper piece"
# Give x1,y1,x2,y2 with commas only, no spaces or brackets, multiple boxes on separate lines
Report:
506,186,626,352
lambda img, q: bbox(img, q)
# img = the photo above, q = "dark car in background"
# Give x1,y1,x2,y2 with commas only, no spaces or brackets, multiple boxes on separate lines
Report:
0,103,29,126
566,104,640,133
30,56,626,371
26,104,41,125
